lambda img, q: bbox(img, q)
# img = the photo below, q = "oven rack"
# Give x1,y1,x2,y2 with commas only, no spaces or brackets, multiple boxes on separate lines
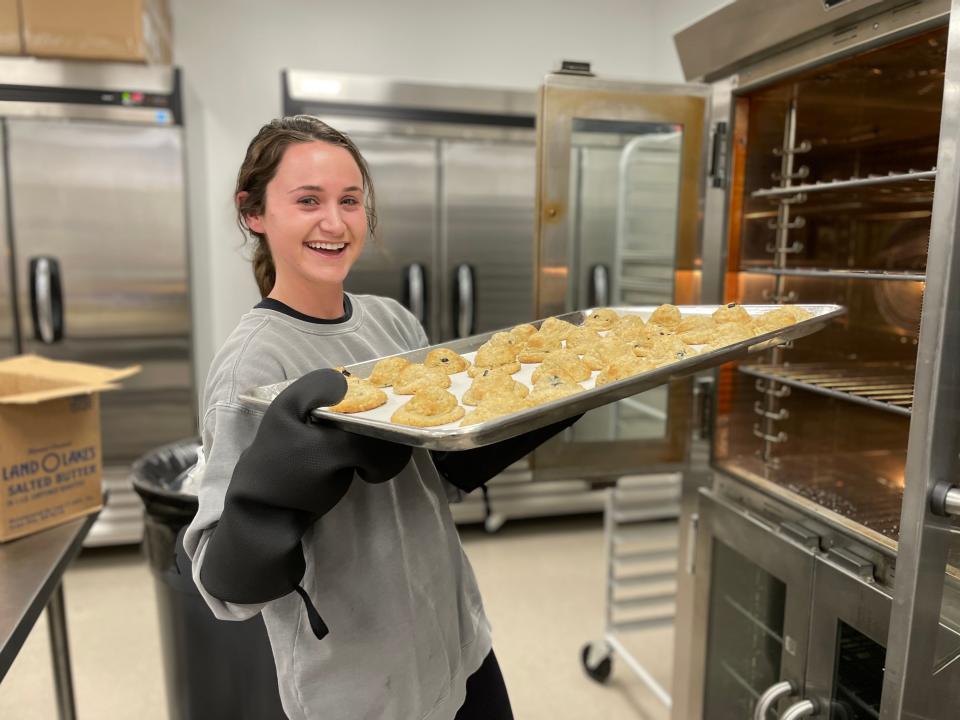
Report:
742,267,925,282
739,363,914,417
751,168,937,199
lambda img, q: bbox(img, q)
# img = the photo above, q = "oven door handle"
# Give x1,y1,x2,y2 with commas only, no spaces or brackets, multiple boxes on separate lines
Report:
403,262,428,331
589,263,610,307
779,699,817,720
754,680,796,720
29,256,64,344
453,263,476,338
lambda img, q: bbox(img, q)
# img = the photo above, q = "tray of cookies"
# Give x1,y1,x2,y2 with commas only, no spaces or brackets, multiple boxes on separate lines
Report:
239,303,844,451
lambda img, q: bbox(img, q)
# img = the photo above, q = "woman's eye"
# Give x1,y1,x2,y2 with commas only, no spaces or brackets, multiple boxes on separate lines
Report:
298,197,319,206
341,196,360,207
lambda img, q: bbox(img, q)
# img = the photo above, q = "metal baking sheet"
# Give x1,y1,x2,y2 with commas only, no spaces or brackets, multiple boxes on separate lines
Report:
239,304,845,450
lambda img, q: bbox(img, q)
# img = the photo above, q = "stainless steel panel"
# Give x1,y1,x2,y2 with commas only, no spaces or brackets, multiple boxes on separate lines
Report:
240,304,844,452
882,0,960,715
731,0,950,92
442,139,536,339
686,489,815,720
341,136,440,339
0,120,17,358
6,119,194,462
675,0,892,81
285,70,536,118
0,57,175,94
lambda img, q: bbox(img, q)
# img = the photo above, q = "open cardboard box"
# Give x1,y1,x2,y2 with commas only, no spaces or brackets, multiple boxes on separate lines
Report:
0,355,139,542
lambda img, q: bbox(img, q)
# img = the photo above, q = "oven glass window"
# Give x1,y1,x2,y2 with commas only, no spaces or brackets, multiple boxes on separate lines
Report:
703,540,786,720
831,620,886,719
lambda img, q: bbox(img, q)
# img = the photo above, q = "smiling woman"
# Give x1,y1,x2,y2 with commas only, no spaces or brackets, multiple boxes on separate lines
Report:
233,115,377,318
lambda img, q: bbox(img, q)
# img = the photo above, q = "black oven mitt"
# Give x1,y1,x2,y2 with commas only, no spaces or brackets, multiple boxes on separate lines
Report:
430,413,581,494
199,369,412,640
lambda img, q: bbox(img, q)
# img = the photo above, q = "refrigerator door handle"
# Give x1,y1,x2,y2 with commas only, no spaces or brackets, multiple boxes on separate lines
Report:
589,263,610,307
403,262,428,330
453,263,476,338
30,256,64,344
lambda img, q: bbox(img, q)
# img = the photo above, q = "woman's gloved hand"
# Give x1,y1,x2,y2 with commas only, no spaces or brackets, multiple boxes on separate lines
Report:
199,369,413,635
431,413,582,493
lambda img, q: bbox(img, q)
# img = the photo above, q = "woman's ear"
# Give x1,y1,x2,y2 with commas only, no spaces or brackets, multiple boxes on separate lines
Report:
237,191,265,234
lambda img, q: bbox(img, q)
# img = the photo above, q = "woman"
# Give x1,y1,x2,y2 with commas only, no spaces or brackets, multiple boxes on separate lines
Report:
183,115,575,720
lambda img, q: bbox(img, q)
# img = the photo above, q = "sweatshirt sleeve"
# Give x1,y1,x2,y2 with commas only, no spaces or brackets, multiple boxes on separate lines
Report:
182,403,269,621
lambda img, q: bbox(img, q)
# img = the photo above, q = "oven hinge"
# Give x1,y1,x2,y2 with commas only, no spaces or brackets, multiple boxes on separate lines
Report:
708,121,728,189
693,375,715,441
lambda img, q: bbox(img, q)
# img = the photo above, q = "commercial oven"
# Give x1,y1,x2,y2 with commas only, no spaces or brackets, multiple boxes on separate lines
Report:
660,1,960,718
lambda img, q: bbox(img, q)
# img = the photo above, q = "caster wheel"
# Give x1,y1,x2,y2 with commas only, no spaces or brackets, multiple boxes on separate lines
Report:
580,642,613,684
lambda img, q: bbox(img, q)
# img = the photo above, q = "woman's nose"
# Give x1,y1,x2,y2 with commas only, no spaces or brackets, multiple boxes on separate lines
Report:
319,203,346,235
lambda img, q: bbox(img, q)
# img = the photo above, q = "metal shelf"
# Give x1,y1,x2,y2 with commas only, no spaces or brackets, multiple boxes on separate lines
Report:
743,267,925,282
739,363,914,417
751,169,936,199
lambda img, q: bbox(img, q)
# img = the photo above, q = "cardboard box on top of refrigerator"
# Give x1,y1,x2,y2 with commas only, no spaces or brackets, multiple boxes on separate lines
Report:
0,355,140,543
0,0,23,56
21,0,171,64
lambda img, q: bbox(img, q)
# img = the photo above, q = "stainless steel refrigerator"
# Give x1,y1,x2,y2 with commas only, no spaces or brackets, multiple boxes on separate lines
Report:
0,58,196,545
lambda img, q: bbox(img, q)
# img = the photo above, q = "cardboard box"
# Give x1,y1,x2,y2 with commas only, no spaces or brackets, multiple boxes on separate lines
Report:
21,0,171,64
0,355,139,542
0,0,23,56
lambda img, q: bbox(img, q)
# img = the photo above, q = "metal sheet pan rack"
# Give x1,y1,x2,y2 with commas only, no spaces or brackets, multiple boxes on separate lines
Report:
742,267,926,282
739,363,914,416
580,474,681,706
750,168,937,199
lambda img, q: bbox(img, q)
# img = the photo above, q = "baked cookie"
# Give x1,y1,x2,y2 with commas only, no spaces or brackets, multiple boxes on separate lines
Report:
488,331,522,348
582,336,635,371
528,373,584,405
583,308,620,331
538,317,578,342
595,356,656,387
467,364,519,379
517,332,563,363
368,356,411,387
677,315,718,345
713,302,752,326
565,325,602,353
462,373,529,406
754,307,796,334
649,304,682,330
612,315,647,341
327,376,388,414
393,364,452,394
782,305,813,322
472,342,521,376
531,349,591,383
705,322,755,350
391,387,465,427
636,334,696,366
460,396,532,427
425,348,470,374
510,323,538,339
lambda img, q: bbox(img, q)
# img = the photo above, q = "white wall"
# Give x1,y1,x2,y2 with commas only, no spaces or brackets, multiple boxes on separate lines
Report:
171,0,728,397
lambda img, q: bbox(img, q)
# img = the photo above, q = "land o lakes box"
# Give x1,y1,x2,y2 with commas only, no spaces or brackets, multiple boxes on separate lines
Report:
0,355,139,542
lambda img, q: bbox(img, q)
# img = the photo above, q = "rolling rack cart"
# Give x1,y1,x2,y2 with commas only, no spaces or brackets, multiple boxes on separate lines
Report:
580,473,682,709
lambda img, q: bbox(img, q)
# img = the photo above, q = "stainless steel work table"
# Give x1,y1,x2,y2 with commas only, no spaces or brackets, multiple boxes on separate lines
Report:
0,512,99,720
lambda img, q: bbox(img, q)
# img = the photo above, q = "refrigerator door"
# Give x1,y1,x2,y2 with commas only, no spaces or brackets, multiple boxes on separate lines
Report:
442,138,536,340
343,136,440,340
533,75,710,476
0,121,17,358
6,118,195,463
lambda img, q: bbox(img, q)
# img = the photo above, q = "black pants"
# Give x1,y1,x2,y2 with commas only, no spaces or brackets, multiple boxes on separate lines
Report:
454,650,514,720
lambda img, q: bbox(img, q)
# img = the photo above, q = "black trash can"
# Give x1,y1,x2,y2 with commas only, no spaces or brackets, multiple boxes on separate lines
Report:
132,439,287,720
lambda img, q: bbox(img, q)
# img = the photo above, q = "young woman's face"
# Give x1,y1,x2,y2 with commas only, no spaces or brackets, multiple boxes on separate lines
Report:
245,141,367,290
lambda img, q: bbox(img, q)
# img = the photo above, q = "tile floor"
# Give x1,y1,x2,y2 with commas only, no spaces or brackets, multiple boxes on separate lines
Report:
0,515,674,720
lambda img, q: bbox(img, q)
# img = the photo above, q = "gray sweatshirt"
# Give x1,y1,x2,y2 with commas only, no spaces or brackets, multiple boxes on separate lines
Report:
182,293,491,720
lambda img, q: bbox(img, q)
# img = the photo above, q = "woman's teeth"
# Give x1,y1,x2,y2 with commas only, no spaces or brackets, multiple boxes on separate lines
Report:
307,242,345,251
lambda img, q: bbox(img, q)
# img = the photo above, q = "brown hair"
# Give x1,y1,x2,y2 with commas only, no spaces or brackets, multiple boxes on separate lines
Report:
234,115,377,297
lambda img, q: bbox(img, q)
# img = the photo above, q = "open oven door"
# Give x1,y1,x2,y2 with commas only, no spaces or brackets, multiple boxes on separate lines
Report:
531,70,711,478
